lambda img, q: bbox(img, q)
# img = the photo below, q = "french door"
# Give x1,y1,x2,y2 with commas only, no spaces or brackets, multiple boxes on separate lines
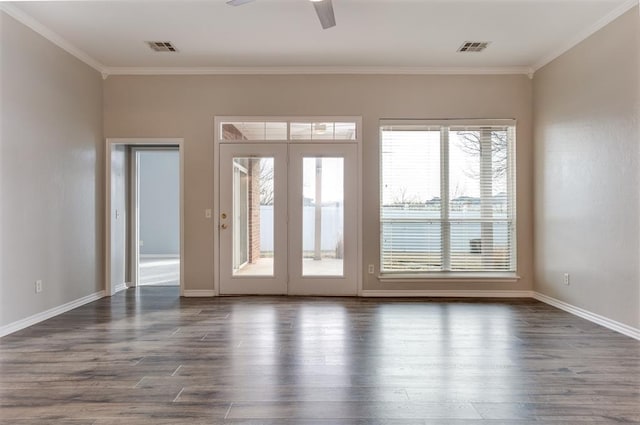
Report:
219,143,357,295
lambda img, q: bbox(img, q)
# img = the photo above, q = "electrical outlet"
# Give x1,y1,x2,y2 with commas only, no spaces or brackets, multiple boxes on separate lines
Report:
35,280,43,293
563,273,570,286
368,264,375,274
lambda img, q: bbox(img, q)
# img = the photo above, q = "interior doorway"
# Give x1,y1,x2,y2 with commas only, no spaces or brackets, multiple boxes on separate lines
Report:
133,148,181,287
105,138,184,297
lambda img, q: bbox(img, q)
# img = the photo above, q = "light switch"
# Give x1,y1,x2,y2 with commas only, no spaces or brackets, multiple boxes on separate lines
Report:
205,209,212,218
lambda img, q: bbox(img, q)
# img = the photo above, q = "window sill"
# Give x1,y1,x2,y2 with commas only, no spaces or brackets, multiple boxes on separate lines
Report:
377,272,520,284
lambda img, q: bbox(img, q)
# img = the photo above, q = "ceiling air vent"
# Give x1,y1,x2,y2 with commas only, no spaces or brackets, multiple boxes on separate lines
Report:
457,41,490,53
147,41,178,52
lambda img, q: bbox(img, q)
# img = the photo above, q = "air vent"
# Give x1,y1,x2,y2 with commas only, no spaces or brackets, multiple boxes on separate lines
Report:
147,41,178,52
457,41,490,53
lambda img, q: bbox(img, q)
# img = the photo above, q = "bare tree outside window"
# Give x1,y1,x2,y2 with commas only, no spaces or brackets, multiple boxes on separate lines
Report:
259,160,274,205
391,186,422,205
455,130,508,180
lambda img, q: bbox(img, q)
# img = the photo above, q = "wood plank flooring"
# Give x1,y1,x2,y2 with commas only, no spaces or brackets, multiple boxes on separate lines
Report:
1,287,639,424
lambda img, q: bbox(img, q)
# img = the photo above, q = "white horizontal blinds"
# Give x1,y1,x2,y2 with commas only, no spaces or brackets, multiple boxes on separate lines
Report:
448,126,514,271
380,126,442,271
380,121,516,274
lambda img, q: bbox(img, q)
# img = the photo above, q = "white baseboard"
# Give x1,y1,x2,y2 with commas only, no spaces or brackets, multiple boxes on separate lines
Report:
533,292,640,341
4,288,634,340
361,290,534,298
113,283,127,293
183,290,215,297
140,254,180,258
0,290,105,338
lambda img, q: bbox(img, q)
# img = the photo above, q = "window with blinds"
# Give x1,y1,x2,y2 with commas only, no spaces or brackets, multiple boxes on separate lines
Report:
380,121,516,274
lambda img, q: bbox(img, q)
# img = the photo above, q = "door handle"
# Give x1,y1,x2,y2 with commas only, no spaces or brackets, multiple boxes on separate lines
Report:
220,224,228,230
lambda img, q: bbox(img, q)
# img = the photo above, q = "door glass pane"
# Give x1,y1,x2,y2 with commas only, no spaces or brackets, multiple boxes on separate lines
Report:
232,157,274,276
302,157,344,276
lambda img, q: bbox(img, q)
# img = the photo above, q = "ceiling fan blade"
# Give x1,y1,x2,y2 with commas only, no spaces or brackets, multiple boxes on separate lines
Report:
226,0,255,6
312,0,336,29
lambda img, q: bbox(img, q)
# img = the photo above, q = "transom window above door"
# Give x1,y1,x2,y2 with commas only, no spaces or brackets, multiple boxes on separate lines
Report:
219,118,358,142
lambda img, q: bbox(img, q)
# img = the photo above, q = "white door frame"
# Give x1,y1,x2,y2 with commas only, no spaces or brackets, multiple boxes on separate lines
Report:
232,161,250,272
213,116,362,296
105,138,185,296
218,143,289,295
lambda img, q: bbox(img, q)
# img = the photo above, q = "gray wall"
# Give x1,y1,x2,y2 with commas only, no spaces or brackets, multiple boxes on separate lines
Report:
104,74,534,293
533,7,640,328
1,12,104,327
138,150,180,256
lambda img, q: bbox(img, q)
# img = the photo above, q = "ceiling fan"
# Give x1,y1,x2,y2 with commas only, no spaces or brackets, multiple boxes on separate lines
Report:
226,0,336,30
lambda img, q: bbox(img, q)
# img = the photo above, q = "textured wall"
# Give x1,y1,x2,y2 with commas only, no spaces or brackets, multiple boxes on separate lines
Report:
104,73,533,293
533,7,640,328
1,12,103,327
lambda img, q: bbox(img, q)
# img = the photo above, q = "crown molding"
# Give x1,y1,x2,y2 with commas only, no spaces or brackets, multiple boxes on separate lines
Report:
0,3,106,74
0,6,534,78
4,0,635,79
103,66,532,77
532,0,639,72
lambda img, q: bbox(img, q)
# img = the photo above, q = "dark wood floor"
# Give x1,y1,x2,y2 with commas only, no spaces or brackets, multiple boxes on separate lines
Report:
1,288,639,424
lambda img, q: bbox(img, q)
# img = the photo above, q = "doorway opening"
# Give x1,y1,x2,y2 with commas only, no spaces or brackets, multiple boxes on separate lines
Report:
133,148,180,287
105,139,184,297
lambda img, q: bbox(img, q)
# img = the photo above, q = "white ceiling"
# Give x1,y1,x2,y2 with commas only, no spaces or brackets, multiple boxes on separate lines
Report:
4,0,637,73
